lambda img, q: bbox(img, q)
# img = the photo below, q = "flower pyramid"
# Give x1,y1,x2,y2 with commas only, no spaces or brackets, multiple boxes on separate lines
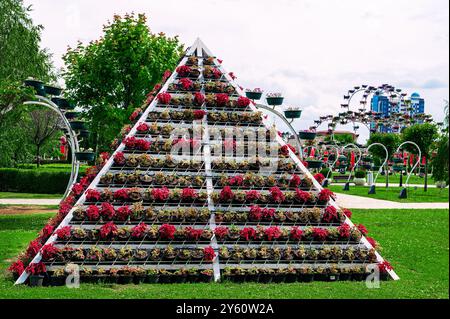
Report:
14,38,397,285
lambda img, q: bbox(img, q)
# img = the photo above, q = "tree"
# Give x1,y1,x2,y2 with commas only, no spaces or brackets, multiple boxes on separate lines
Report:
431,101,449,185
26,109,62,167
63,13,183,152
401,123,439,191
0,0,54,167
366,133,401,187
326,133,355,145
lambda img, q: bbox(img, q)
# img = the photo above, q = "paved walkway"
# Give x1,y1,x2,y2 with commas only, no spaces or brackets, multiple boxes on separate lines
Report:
334,192,449,209
0,196,448,210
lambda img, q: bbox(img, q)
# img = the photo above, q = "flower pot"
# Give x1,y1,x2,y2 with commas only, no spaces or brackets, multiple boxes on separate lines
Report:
231,275,246,283
306,160,323,169
314,274,328,281
29,275,45,287
339,273,351,281
272,274,286,283
70,120,86,130
75,152,95,161
328,274,340,282
51,97,73,109
258,274,273,284
266,97,284,106
245,274,260,282
145,275,159,284
435,181,447,189
284,110,302,119
64,111,80,119
393,158,403,163
351,273,364,281
392,165,404,172
133,275,146,284
187,274,199,283
44,85,63,96
78,130,90,138
298,131,317,140
285,274,297,283
353,178,366,186
200,274,213,283
49,276,66,286
24,79,46,96
298,274,314,282
245,91,263,100
158,274,172,283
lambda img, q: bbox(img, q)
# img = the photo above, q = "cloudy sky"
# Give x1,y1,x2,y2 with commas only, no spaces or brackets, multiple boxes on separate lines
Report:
26,0,449,141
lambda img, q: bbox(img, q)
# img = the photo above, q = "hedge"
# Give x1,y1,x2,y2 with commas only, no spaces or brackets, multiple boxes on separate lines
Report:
0,168,70,194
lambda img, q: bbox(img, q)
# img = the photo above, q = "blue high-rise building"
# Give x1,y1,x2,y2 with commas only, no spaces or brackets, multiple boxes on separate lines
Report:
410,92,425,116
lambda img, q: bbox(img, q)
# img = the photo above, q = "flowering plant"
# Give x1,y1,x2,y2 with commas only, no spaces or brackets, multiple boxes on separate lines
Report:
290,227,303,240
41,244,60,261
314,173,325,184
356,224,368,235
186,227,203,241
312,227,329,241
240,227,256,241
113,152,126,165
203,246,216,261
176,65,191,77
86,189,101,202
295,189,311,203
318,189,335,202
55,226,72,241
131,223,148,239
323,206,338,222
337,223,351,238
116,206,131,221
193,92,205,106
181,188,198,201
265,226,282,241
249,205,262,221
157,92,171,104
86,205,100,221
215,93,229,107
159,224,176,240
193,110,206,120
152,187,170,201
100,202,115,220
220,186,234,202
25,262,46,275
214,227,229,240
269,187,285,203
246,88,263,93
114,189,129,201
100,222,118,239
245,190,261,202
136,122,149,133
179,78,193,90
342,208,352,218
378,261,393,273
290,174,301,188
236,96,251,108
266,92,283,98
8,260,24,276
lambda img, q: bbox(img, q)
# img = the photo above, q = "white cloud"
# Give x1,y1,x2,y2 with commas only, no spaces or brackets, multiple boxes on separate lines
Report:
25,0,449,138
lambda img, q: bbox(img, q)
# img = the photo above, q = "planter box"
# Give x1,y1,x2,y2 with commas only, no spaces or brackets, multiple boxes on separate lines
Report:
75,152,95,161
29,275,44,287
353,178,366,186
70,121,86,130
298,131,317,140
44,85,63,96
306,160,323,169
266,96,284,106
284,110,302,119
245,91,263,100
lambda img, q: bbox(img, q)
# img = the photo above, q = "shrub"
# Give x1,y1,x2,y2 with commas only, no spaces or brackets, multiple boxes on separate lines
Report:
354,170,366,179
0,168,70,194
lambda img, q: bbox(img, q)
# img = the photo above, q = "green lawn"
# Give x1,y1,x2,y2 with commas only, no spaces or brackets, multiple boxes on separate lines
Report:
329,185,449,203
0,192,63,199
0,209,448,299
333,174,434,186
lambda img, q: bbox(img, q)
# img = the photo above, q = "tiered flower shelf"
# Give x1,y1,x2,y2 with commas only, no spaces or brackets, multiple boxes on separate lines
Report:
15,38,397,285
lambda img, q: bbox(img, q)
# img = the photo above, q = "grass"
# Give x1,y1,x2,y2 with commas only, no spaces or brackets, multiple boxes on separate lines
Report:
0,192,63,199
0,209,448,299
328,185,449,203
333,174,434,186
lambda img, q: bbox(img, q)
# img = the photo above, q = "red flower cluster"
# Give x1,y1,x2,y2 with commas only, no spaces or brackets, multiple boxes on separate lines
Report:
236,96,251,107
356,224,368,235
290,226,303,240
100,202,115,220
71,183,84,196
179,78,193,90
129,108,142,122
152,187,170,201
203,246,216,261
378,261,393,273
86,205,100,221
342,208,352,218
214,227,229,240
123,137,151,151
25,262,46,275
186,227,203,240
312,227,329,241
269,187,285,203
318,189,335,202
249,205,276,221
323,206,338,222
100,221,118,239
220,186,234,202
314,173,325,184
265,226,282,241
181,188,198,200
290,174,302,187
131,223,148,239
280,144,296,156
240,227,256,241
116,206,131,221
194,92,205,106
113,152,126,165
245,190,261,202
366,237,378,248
8,260,24,276
41,244,59,260
229,175,243,186
193,110,206,120
176,65,191,77
159,224,176,240
295,189,311,203
114,189,129,201
55,226,72,240
86,189,101,202
337,223,351,238
157,92,172,104
215,93,229,107
136,122,149,132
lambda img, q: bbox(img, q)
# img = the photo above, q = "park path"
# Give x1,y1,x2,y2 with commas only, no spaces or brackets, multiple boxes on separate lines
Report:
334,192,449,209
0,195,448,210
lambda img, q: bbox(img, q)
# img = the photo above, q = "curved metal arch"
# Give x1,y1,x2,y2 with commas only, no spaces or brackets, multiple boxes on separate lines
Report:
23,95,81,201
255,103,304,160
342,143,362,184
366,142,389,185
395,141,421,187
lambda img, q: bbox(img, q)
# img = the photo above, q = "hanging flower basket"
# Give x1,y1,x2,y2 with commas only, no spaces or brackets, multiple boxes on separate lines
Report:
392,165,404,172
24,79,46,96
266,96,284,106
362,164,372,170
70,120,86,130
78,130,90,138
392,158,403,163
44,85,63,96
298,131,316,140
338,155,347,162
51,97,74,110
284,110,302,119
63,111,79,120
306,160,323,169
75,151,95,161
362,156,373,162
245,91,263,100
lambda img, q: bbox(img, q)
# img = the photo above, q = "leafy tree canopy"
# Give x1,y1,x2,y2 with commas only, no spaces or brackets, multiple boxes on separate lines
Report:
366,133,401,161
63,13,183,152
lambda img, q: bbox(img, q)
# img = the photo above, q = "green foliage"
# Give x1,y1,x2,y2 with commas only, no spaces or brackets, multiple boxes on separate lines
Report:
432,102,449,184
401,123,438,159
325,133,355,145
0,168,69,194
354,170,366,178
63,13,183,152
366,133,401,162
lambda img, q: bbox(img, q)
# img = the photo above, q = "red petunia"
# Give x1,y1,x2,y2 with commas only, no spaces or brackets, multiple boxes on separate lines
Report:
214,227,229,240
323,206,338,222
116,206,131,221
136,122,149,132
193,92,205,106
240,227,256,241
157,92,172,104
290,226,303,240
312,227,329,241
245,190,261,202
236,96,251,108
159,224,176,240
314,173,325,184
86,205,100,221
249,205,262,221
86,189,101,202
290,174,302,187
265,226,282,241
131,223,148,239
215,93,229,107
100,221,118,239
219,186,234,202
203,246,216,261
100,202,115,220
269,187,285,203
193,110,206,120
55,226,72,240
